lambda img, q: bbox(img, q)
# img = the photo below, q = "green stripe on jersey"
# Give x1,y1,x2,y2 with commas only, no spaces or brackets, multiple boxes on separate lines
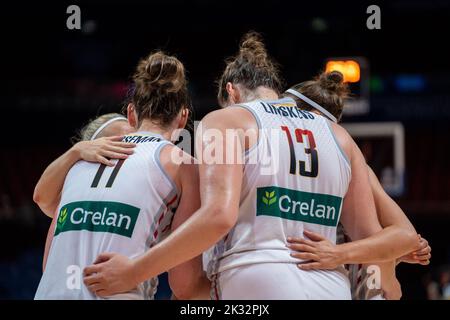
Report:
55,201,140,238
257,186,342,227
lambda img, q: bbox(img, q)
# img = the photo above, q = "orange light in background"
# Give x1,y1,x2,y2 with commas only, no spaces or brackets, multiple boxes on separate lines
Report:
325,60,361,83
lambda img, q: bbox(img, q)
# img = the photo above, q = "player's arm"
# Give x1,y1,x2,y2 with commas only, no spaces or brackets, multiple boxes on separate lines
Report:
368,167,431,265
167,154,211,300
83,108,249,297
317,125,417,299
42,213,57,271
368,167,416,232
334,133,419,263
288,163,429,266
398,235,431,265
33,137,135,217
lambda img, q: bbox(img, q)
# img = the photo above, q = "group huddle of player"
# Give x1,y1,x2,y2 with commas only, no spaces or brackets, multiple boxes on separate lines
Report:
33,32,431,300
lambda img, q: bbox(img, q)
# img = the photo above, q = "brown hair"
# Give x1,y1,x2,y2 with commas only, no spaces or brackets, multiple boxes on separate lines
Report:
72,113,127,144
286,71,350,121
217,32,284,105
132,51,191,127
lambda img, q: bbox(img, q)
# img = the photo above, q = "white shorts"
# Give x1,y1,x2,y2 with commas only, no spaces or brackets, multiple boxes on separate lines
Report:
212,262,351,300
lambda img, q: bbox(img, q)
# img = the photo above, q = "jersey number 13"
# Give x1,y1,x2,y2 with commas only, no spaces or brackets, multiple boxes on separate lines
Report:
281,126,318,177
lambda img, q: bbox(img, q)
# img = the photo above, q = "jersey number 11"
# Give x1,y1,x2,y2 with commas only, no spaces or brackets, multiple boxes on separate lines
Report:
90,159,125,188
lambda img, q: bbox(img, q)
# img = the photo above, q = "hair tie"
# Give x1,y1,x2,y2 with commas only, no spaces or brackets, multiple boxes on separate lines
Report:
90,116,128,140
285,89,337,123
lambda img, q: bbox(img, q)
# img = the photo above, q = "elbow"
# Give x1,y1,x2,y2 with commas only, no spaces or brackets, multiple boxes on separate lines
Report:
33,186,55,218
402,229,420,252
378,229,420,262
389,227,420,258
32,185,42,206
208,205,238,235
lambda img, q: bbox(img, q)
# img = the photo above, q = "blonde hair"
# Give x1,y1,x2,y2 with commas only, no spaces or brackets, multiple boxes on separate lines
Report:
72,113,127,144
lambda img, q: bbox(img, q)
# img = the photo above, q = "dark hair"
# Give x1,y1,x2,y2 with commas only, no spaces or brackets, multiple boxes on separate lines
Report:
286,71,350,121
132,51,191,127
217,31,284,105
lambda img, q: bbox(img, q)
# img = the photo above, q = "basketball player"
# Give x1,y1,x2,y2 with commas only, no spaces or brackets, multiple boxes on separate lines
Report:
278,71,431,299
283,73,430,267
83,33,419,299
34,113,135,271
35,51,208,299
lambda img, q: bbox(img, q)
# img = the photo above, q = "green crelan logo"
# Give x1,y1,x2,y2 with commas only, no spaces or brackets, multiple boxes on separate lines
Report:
257,186,342,227
262,191,277,206
55,201,140,238
57,207,68,231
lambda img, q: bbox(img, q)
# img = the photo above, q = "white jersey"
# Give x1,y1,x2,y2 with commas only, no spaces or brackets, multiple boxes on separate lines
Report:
35,132,179,300
206,97,351,280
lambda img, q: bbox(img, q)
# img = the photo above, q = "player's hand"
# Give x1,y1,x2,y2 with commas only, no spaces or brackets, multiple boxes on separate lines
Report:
398,235,431,265
83,252,139,297
74,136,135,167
287,230,344,270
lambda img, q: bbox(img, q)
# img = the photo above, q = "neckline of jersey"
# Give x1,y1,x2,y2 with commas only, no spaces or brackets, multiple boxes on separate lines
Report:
260,96,296,105
131,131,166,140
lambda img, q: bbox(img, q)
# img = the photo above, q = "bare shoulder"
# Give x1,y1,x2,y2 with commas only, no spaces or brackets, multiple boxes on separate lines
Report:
160,144,195,164
328,121,354,162
201,106,257,131
159,143,197,192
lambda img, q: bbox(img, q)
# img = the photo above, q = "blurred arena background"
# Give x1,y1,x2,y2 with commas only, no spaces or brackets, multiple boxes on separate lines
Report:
1,0,449,299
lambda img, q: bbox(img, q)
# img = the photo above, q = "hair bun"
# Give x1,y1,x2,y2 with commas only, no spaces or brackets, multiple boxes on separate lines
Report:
318,71,347,94
238,31,268,67
217,31,284,105
134,51,185,95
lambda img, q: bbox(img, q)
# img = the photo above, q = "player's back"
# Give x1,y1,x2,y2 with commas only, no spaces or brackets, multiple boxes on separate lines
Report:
35,132,179,300
206,97,351,276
